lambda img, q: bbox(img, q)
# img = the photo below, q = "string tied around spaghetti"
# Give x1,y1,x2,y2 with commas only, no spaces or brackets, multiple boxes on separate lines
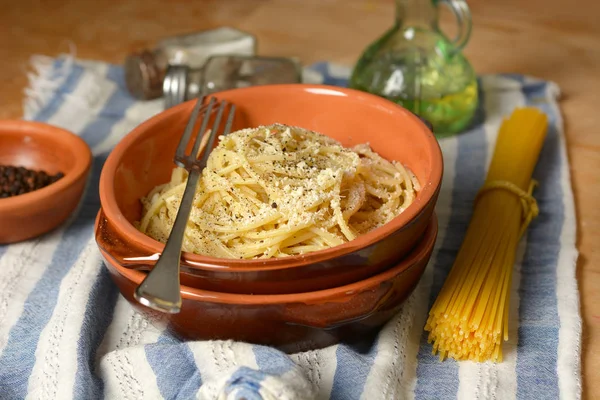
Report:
475,179,539,238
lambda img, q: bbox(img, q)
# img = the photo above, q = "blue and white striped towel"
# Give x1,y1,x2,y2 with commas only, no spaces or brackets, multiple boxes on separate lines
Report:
0,56,580,400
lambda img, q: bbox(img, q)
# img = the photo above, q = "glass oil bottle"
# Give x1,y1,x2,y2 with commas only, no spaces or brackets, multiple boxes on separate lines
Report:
349,0,478,137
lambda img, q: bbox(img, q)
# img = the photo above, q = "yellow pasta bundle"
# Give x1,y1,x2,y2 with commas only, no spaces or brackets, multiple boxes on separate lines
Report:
425,107,548,362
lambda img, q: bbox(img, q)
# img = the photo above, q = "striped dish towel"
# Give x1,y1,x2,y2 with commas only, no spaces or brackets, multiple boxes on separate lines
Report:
0,56,580,400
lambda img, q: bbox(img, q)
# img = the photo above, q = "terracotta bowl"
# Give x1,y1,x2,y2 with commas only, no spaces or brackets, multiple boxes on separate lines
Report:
0,120,92,244
100,212,437,352
97,84,443,294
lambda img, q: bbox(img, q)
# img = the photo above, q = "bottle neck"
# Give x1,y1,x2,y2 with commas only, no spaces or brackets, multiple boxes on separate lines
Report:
395,0,437,29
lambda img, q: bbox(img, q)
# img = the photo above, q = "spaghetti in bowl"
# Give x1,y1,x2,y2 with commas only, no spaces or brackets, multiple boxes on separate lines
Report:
137,124,420,259
97,84,442,294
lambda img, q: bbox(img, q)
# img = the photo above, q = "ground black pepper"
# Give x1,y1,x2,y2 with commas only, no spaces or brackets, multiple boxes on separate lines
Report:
0,165,65,199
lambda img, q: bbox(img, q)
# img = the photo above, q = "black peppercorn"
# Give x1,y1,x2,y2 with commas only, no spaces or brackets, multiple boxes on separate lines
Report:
0,164,65,199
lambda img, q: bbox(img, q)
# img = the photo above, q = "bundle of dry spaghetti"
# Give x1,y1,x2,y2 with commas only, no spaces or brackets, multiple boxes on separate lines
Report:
425,107,549,362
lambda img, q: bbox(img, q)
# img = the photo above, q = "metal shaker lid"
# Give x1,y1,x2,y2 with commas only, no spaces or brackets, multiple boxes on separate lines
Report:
124,50,165,100
163,65,190,109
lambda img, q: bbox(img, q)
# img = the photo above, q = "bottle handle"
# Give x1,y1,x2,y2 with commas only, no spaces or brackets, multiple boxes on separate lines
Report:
438,0,472,51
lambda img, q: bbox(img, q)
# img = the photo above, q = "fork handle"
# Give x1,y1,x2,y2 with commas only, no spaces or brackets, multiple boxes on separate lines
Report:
134,167,201,313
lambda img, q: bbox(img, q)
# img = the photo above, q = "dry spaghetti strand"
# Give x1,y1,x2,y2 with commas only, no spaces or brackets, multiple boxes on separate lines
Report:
425,107,548,362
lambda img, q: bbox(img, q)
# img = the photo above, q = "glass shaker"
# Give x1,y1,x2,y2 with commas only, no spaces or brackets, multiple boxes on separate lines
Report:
349,0,478,137
124,27,256,100
163,55,303,108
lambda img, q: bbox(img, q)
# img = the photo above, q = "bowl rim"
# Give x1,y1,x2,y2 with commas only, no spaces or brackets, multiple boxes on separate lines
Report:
0,120,92,212
103,213,438,305
99,83,443,271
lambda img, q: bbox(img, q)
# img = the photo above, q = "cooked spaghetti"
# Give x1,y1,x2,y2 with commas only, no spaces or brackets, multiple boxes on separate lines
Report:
424,107,548,362
137,124,419,259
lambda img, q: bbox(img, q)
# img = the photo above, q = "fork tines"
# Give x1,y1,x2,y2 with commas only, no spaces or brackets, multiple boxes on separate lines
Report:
175,96,236,171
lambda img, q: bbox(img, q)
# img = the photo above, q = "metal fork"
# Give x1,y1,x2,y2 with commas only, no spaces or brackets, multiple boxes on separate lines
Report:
134,96,236,314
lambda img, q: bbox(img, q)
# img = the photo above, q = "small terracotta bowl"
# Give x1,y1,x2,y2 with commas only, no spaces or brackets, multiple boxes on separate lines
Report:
0,120,92,244
100,212,437,352
97,84,443,294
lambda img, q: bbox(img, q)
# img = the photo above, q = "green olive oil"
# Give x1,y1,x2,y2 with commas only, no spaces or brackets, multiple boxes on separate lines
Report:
349,1,478,137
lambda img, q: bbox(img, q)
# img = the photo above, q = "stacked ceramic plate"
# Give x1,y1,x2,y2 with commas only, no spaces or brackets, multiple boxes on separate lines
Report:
95,85,443,352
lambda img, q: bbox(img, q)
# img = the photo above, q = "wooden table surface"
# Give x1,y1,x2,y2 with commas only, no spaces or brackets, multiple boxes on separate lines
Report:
1,0,598,397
